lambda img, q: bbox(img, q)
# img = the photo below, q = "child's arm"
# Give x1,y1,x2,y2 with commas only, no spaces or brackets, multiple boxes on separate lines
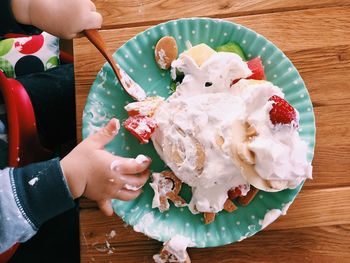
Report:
10,0,102,39
61,118,151,216
0,119,151,252
0,0,102,38
0,159,74,253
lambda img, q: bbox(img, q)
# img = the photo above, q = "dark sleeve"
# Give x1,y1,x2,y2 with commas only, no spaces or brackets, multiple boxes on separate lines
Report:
10,158,75,229
0,0,41,36
17,64,76,149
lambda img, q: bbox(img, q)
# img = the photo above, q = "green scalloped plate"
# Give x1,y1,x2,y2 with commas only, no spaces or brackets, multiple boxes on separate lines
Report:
82,18,315,247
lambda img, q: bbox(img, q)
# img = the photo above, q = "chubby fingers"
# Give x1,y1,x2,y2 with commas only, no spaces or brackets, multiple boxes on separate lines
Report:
108,169,150,192
114,189,143,201
84,11,103,30
87,0,97,11
119,168,151,190
82,0,102,30
97,200,114,216
88,118,120,148
105,169,150,200
110,154,151,174
97,189,142,215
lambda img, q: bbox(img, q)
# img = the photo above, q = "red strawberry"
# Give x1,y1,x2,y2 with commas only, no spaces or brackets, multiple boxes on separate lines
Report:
126,110,140,117
268,95,298,125
123,115,157,144
231,57,265,85
247,57,265,80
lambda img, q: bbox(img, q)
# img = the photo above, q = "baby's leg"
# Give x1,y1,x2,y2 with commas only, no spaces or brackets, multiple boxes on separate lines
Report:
16,63,76,151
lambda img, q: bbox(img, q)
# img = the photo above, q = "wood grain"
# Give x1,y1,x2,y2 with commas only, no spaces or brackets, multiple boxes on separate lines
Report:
92,0,350,29
80,214,350,262
80,187,350,230
80,186,350,262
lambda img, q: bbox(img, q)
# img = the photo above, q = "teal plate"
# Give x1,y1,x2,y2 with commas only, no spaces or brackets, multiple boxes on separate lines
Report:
82,18,316,247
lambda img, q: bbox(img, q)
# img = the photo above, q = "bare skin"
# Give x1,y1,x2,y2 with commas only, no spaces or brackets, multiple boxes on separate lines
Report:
11,0,102,39
61,118,151,216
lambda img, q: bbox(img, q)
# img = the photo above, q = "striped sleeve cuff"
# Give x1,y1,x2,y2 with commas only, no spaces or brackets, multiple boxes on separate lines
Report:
0,168,36,253
11,158,75,228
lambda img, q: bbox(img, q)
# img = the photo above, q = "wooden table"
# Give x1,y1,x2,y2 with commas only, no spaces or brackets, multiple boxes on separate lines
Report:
74,1,350,262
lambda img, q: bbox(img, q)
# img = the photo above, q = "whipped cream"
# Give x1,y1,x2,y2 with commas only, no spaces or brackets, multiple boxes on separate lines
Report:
151,52,312,214
153,234,195,263
135,154,149,164
231,80,312,191
152,53,251,213
117,65,146,101
152,92,250,214
149,173,164,209
124,184,142,191
171,52,252,97
133,212,155,233
28,177,39,186
259,201,292,229
156,49,167,70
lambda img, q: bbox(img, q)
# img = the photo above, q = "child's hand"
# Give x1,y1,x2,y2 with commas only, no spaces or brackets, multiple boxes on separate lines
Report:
60,118,151,216
11,0,102,39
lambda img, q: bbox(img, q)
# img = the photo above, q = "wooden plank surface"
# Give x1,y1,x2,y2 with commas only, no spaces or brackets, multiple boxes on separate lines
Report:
80,220,350,262
81,186,350,230
80,187,350,261
92,0,350,29
74,1,350,262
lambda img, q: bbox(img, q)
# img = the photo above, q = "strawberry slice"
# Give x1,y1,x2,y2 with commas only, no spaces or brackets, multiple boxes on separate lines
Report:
268,95,298,125
231,57,265,85
123,115,157,144
247,57,265,80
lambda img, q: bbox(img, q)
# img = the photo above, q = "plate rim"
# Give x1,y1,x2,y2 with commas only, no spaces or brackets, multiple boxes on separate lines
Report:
82,17,316,247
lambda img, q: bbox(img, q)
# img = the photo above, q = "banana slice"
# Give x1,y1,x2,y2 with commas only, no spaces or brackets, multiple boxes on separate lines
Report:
231,146,280,192
230,122,282,192
181,43,216,66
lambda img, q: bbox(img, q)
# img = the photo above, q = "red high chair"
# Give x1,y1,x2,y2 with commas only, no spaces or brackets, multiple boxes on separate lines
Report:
0,49,73,262
0,70,53,167
0,70,54,263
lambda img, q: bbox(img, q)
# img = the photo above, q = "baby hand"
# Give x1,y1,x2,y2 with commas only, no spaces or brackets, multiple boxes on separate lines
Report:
60,118,151,216
12,0,102,39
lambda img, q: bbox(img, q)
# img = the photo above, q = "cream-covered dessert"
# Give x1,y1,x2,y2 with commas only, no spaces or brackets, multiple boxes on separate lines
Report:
123,41,312,219
150,45,312,214
152,52,252,214
230,80,312,191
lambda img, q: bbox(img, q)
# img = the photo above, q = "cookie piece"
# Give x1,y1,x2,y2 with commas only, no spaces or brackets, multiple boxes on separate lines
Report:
155,36,178,70
150,171,187,212
223,198,238,212
237,186,259,206
203,212,216,225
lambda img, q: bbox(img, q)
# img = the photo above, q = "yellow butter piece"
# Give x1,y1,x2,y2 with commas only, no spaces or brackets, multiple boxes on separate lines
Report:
181,43,216,66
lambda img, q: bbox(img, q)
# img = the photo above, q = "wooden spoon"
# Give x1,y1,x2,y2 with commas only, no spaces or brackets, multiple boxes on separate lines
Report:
84,29,146,101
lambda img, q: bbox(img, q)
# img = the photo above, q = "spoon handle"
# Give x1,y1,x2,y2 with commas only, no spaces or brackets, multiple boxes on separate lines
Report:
84,29,122,81
84,29,146,101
